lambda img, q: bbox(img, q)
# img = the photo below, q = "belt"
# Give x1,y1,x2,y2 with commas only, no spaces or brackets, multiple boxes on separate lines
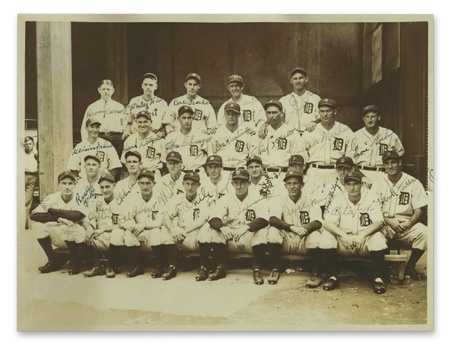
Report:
265,167,288,172
99,131,122,137
309,163,335,169
223,167,237,171
358,165,386,172
184,169,201,173
25,171,38,175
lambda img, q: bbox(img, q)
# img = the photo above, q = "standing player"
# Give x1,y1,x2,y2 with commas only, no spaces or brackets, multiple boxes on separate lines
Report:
80,79,126,157
300,98,355,187
115,150,142,205
68,116,122,181
163,73,217,133
372,151,428,280
29,171,92,275
353,105,405,183
323,171,388,294
123,73,168,138
217,75,265,133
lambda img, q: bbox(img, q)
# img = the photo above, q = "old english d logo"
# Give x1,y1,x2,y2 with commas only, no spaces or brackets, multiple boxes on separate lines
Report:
299,211,310,224
146,146,156,159
243,110,252,122
96,151,105,162
194,109,203,121
151,210,158,221
193,208,200,221
277,138,288,150
111,213,119,225
304,102,314,114
190,145,199,156
245,209,256,221
399,192,410,205
333,137,344,151
378,143,388,156
359,213,372,226
235,140,245,152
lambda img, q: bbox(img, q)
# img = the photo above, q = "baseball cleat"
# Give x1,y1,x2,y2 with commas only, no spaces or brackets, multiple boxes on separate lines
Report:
127,266,144,278
162,265,177,280
208,266,226,281
405,266,423,281
105,267,116,278
267,269,280,285
323,277,339,291
373,280,386,294
67,262,80,275
306,274,323,288
39,260,64,274
83,265,105,278
151,266,164,278
253,269,264,285
195,266,208,281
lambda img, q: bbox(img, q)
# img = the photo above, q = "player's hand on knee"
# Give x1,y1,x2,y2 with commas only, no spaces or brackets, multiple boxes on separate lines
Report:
132,223,146,236
58,218,74,227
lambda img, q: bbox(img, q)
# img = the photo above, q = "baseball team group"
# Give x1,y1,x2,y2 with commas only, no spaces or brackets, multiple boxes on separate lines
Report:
24,67,429,295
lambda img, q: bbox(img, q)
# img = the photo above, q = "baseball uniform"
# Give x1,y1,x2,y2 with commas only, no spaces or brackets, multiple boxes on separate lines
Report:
121,131,163,173
73,177,102,209
154,172,186,207
125,95,168,134
279,91,321,135
114,177,141,206
217,94,265,132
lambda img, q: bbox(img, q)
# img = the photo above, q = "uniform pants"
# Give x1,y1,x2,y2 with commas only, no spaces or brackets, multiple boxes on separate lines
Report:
30,220,86,247
382,222,427,251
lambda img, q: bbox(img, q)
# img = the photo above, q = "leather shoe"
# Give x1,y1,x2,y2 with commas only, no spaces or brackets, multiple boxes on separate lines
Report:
127,266,144,278
268,269,280,285
405,266,423,281
253,269,264,285
323,277,339,291
373,280,386,294
83,265,105,278
306,274,323,288
162,265,177,280
208,266,226,281
39,260,64,274
196,266,209,281
67,262,80,275
106,267,116,278
151,266,164,278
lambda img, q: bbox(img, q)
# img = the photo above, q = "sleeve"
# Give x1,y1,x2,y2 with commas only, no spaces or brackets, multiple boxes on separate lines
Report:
209,196,228,222
269,216,292,231
323,196,341,225
162,100,177,126
120,137,131,164
48,208,85,222
207,131,218,156
248,218,269,232
80,105,91,141
67,147,81,173
411,179,428,210
269,197,283,218
217,103,226,127
393,132,405,157
106,142,122,169
31,193,56,214
254,198,269,221
345,128,356,156
253,98,266,127
205,103,217,129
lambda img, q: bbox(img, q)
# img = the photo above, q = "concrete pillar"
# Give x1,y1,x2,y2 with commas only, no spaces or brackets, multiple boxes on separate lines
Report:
36,22,73,199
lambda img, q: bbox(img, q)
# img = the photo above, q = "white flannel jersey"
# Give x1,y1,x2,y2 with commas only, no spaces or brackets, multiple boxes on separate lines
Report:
73,178,102,209
87,196,129,229
165,193,214,229
217,94,265,132
279,91,321,133
114,177,141,206
273,175,323,206
68,138,122,178
163,95,217,131
121,132,163,171
353,127,405,167
125,95,168,133
24,150,38,173
123,192,166,228
199,173,233,202
81,98,126,140
269,192,322,227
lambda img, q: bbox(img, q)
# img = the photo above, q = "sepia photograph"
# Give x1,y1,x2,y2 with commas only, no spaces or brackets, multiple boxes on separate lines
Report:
16,13,433,332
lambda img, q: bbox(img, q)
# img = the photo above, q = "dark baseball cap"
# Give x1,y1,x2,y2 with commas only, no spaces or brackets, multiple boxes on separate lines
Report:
205,155,223,166
84,154,101,164
224,101,241,114
284,170,303,182
183,171,200,183
98,173,116,184
246,155,263,166
178,105,194,117
137,169,155,181
185,73,201,83
264,100,283,111
362,105,380,116
124,150,142,162
335,156,355,169
85,116,102,126
135,111,152,120
290,67,308,77
382,151,401,163
231,169,250,181
57,170,77,182
142,72,158,81
227,75,244,85
166,151,182,163
318,98,337,108
344,171,362,184
288,155,305,165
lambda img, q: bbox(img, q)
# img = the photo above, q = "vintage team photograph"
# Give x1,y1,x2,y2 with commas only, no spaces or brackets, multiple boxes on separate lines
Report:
17,14,433,331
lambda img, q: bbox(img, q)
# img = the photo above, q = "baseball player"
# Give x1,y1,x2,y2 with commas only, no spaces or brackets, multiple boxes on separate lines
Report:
372,151,428,280
162,105,209,173
246,155,275,200
73,155,102,209
300,98,356,187
123,73,168,138
29,171,92,275
154,151,186,207
217,75,265,133
68,116,122,181
163,73,217,133
200,155,233,201
115,150,142,205
121,111,163,178
259,67,321,139
120,169,167,278
268,171,331,287
323,171,388,294
80,79,126,157
207,169,271,285
209,101,258,173
160,171,214,280
353,105,405,183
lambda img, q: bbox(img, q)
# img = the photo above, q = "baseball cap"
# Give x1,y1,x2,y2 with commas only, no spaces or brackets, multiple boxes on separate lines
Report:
246,155,263,166
344,171,362,183
284,170,303,182
137,169,155,181
227,74,244,85
98,173,116,184
85,116,102,126
290,67,308,77
206,155,223,166
382,151,401,163
142,72,158,81
231,169,250,181
178,105,194,117
224,101,241,114
84,154,101,164
135,111,152,120
185,73,201,83
57,170,76,182
288,155,305,165
318,98,337,108
183,171,200,183
166,151,182,163
335,156,355,169
264,100,283,111
362,105,380,116
124,150,142,162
